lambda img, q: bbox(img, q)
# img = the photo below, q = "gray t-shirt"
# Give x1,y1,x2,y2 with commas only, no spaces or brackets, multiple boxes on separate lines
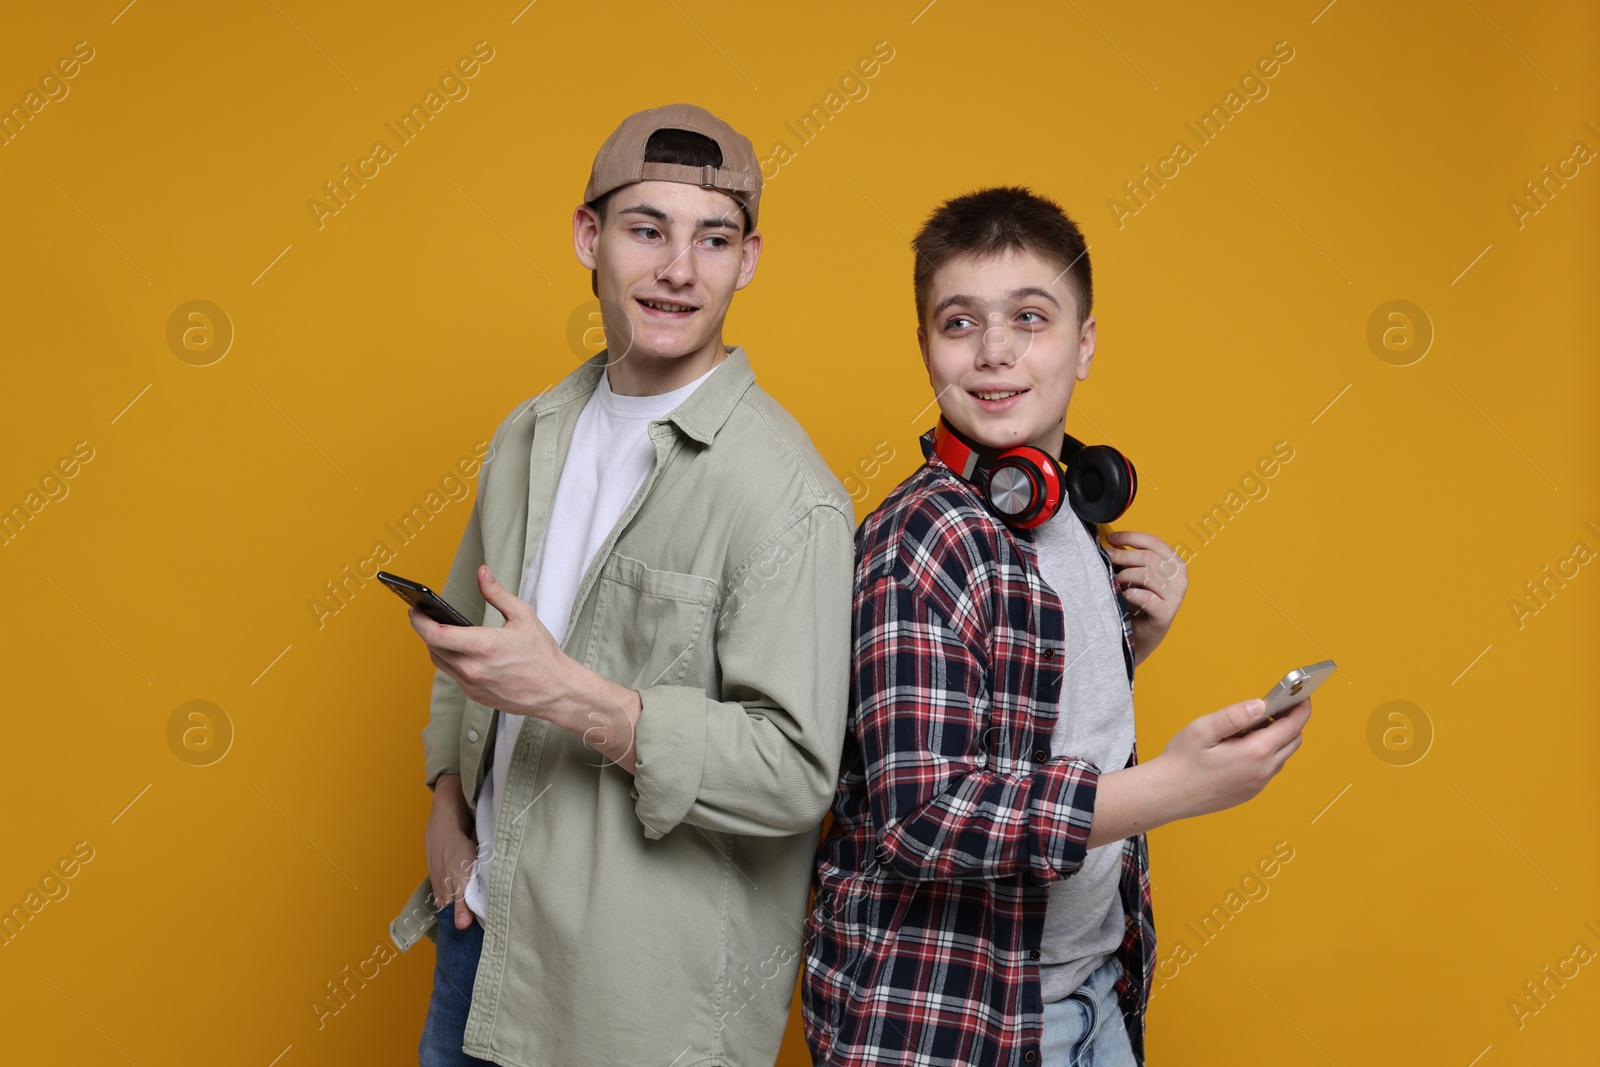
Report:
1031,508,1136,1001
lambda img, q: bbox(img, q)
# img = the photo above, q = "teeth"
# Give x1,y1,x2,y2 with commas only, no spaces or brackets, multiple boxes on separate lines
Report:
641,299,693,312
974,390,1023,400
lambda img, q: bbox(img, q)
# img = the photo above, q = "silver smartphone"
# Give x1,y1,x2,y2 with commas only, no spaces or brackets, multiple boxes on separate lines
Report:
1232,659,1335,736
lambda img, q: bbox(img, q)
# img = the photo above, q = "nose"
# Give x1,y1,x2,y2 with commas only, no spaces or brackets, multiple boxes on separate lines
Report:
979,313,1017,366
656,238,697,288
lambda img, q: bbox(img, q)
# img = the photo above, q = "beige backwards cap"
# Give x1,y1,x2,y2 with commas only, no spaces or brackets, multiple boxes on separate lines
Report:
584,103,762,228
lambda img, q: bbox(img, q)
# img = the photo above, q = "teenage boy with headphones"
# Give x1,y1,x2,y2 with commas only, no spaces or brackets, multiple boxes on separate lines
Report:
801,186,1312,1066
387,104,854,1066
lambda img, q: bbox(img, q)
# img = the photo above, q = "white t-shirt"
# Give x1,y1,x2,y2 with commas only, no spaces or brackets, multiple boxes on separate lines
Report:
1031,507,1137,1001
463,360,718,924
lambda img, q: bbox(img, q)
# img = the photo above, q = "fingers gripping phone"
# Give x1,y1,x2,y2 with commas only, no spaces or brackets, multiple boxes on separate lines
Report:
376,571,474,627
1232,659,1335,736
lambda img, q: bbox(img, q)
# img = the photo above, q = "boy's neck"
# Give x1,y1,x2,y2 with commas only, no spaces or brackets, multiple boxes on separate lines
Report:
606,338,727,396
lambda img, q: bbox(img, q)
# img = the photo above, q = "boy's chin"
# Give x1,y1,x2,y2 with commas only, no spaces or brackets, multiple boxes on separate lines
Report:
940,408,1061,453
629,334,712,362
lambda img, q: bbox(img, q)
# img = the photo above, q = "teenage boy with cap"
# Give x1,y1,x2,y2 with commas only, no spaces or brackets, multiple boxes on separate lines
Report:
386,103,854,1067
801,186,1311,1066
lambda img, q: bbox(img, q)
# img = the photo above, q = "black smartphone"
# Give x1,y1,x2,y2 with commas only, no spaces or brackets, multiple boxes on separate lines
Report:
376,571,474,627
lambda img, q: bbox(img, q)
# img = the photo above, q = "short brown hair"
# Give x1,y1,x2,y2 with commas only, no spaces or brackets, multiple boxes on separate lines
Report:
911,185,1092,330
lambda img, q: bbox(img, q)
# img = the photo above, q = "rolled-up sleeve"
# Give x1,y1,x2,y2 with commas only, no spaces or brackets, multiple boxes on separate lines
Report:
632,504,854,839
856,572,1101,885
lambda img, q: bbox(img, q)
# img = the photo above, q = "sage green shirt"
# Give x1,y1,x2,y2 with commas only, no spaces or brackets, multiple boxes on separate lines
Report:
388,346,854,1067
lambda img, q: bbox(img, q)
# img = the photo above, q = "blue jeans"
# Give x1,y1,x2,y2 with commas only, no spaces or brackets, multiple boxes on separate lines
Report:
418,903,496,1067
1040,955,1138,1067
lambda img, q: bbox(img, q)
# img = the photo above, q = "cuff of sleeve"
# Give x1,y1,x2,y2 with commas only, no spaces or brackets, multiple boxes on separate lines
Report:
388,873,439,952
632,685,709,839
1030,757,1101,883
421,712,463,789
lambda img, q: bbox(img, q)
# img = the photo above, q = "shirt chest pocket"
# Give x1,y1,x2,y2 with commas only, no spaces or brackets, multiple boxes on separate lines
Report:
581,552,720,690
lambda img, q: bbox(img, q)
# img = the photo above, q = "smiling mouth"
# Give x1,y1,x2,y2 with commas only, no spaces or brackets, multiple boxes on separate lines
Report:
970,389,1029,400
636,298,698,313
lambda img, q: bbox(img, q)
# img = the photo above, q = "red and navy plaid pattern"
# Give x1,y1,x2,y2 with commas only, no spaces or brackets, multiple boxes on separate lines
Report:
802,430,1154,1067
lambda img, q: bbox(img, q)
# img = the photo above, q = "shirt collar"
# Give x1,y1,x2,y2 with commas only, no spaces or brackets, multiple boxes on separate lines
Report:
920,425,987,502
532,345,756,445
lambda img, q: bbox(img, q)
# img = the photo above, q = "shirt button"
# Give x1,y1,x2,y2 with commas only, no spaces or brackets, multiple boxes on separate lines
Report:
1034,749,1049,762
1024,1053,1037,1063
1042,647,1057,660
467,729,480,743
1030,949,1041,961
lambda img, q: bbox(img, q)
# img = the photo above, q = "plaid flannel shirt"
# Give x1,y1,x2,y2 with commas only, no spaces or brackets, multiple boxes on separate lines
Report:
802,429,1155,1067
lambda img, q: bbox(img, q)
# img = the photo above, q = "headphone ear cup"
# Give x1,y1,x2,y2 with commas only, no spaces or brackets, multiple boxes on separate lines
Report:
986,447,1063,528
1065,445,1138,523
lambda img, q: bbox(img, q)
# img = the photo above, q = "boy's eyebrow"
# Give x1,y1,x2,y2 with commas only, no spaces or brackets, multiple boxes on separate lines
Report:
929,293,974,319
617,203,669,222
615,202,741,231
930,286,1063,320
1008,286,1062,310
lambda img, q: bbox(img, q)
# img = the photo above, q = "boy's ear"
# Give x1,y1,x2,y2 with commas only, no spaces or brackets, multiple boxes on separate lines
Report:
1075,314,1098,381
733,228,763,291
916,325,930,370
573,204,600,270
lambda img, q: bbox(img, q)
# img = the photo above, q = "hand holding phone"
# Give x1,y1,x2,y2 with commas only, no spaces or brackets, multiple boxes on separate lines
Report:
1231,659,1335,737
376,571,474,627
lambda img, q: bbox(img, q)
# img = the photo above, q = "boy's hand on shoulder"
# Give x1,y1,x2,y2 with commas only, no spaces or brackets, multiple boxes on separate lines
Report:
1105,529,1187,666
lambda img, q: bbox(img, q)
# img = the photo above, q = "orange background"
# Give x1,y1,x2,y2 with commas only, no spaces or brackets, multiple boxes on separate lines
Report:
2,1,1596,1063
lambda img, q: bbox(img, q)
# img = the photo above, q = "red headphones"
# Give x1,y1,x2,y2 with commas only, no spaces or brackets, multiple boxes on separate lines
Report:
930,416,1138,529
